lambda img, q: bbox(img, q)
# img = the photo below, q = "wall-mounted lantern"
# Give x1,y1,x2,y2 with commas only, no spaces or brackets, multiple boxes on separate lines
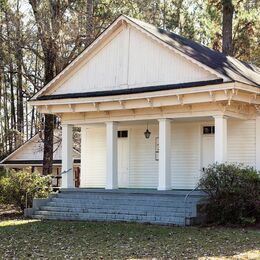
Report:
144,122,151,139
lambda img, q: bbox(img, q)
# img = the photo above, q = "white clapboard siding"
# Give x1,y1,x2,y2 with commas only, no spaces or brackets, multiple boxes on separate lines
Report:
227,119,256,167
10,135,79,161
84,128,106,187
82,120,257,189
171,122,201,189
128,28,216,87
52,26,217,95
83,123,202,189
129,125,159,188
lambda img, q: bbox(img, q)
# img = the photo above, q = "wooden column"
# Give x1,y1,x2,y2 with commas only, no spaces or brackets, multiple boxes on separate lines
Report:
214,115,228,163
80,125,88,187
61,124,74,188
256,116,260,171
106,121,118,189
158,118,171,190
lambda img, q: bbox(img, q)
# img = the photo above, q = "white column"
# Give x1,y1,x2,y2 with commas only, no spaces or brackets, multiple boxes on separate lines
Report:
106,121,118,189
80,125,88,187
256,117,260,171
158,119,171,190
214,115,228,163
61,124,74,188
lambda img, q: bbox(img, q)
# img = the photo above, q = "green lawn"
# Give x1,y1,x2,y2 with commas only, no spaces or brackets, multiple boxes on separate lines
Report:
0,219,259,259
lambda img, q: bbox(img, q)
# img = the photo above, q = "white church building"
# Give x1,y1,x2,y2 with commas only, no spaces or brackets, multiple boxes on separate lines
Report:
29,15,260,192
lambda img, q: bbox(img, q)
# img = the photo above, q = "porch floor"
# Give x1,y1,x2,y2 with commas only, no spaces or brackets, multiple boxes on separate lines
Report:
61,188,206,197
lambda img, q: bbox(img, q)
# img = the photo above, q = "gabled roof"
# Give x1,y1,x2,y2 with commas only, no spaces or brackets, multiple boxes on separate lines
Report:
126,16,260,86
30,15,260,101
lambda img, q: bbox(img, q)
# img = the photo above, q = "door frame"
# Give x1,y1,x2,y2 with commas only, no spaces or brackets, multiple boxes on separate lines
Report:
117,129,130,188
200,123,215,173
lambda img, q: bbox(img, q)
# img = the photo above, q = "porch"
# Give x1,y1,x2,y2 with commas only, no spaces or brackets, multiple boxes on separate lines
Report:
61,114,256,190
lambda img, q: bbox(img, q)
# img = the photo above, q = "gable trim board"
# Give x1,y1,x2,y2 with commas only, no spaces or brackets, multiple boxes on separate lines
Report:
30,82,260,109
1,159,81,165
30,15,259,102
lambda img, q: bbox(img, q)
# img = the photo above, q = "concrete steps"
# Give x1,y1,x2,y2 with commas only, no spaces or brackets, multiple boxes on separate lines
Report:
32,189,205,226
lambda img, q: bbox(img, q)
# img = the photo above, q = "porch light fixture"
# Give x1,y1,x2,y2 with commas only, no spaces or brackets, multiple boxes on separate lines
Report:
144,122,151,139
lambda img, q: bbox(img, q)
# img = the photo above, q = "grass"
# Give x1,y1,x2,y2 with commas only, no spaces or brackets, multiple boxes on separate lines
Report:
0,220,259,259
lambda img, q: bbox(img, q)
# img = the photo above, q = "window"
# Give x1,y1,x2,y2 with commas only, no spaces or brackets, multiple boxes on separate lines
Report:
117,130,128,138
203,126,215,135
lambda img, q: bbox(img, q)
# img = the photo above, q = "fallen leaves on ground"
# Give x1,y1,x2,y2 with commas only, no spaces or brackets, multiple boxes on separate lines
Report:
0,220,259,259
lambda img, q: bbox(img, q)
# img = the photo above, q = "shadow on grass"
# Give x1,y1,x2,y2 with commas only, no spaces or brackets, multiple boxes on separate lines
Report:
0,219,259,259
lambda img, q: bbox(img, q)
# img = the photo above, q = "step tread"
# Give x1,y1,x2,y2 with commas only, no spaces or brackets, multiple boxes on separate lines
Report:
39,206,191,217
33,211,185,224
52,198,194,206
46,202,194,212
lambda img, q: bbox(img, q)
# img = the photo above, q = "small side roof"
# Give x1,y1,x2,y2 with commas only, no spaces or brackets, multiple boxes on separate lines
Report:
0,132,80,166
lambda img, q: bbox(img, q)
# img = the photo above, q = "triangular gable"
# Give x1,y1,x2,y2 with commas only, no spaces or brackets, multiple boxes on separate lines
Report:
49,26,219,96
0,134,80,164
31,15,224,100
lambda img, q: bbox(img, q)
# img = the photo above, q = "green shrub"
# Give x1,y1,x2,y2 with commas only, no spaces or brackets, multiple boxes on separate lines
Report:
0,169,52,211
199,163,260,225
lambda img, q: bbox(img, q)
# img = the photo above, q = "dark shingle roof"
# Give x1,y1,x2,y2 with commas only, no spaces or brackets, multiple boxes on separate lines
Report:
125,16,260,87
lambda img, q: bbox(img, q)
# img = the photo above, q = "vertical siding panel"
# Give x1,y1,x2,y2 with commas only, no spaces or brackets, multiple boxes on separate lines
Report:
85,128,106,187
227,119,256,167
171,122,201,189
129,125,159,188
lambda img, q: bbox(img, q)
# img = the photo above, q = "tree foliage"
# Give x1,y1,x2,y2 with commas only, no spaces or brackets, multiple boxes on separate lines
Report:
0,0,259,162
0,169,52,211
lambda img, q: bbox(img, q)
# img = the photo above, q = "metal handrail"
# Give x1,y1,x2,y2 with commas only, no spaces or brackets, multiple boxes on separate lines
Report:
184,184,200,226
61,168,72,175
25,168,72,209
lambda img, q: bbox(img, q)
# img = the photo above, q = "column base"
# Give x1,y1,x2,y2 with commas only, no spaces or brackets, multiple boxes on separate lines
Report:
157,186,172,191
105,185,118,190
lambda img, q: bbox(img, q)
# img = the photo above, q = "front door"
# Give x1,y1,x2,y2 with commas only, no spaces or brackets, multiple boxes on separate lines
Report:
118,130,129,188
202,126,215,171
74,167,80,187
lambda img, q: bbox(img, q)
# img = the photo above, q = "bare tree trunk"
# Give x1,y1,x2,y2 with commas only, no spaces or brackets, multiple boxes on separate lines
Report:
86,0,94,45
42,52,56,175
9,66,16,131
29,0,57,175
222,0,234,55
16,1,24,140
43,114,54,175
